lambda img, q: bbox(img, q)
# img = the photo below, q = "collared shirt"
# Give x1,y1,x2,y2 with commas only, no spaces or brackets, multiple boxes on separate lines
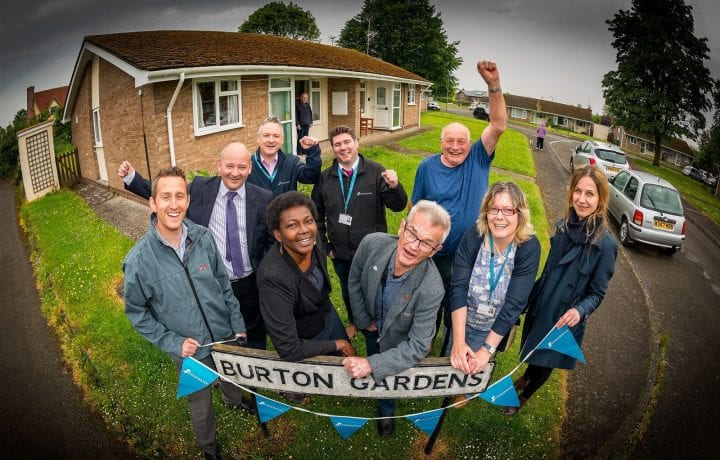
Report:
155,222,189,260
261,154,278,176
208,182,252,279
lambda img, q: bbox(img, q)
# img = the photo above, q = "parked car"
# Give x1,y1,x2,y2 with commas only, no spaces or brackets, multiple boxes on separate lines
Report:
705,174,717,187
608,170,686,253
682,165,696,176
427,101,440,111
689,168,707,183
473,106,489,121
571,140,630,178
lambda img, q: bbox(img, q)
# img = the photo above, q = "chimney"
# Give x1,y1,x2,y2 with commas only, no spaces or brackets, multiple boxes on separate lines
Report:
26,86,35,120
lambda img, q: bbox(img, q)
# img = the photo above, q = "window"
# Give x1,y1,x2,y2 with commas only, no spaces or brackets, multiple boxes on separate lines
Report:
624,177,639,200
92,107,103,146
311,80,321,122
511,108,527,119
193,78,242,135
612,171,630,191
554,116,568,127
407,83,416,105
629,137,637,145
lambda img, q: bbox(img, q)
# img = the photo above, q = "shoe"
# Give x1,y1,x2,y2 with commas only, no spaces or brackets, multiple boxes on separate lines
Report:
203,446,222,460
377,417,395,437
280,391,311,405
450,394,470,409
225,397,257,415
501,397,527,416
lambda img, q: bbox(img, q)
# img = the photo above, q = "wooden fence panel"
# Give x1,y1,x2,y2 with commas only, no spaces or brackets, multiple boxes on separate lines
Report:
56,149,81,187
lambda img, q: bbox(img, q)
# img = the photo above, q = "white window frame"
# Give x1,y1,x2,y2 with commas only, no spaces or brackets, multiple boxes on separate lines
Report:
511,108,527,119
92,107,103,147
192,77,243,136
629,136,637,145
407,83,416,105
554,116,568,127
310,79,321,124
360,81,366,114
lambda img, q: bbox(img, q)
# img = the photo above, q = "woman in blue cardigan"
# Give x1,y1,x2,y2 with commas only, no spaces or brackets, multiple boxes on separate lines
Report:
448,181,541,394
504,165,617,415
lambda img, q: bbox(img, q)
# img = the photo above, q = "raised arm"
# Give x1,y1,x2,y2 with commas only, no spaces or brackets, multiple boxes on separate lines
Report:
478,60,507,155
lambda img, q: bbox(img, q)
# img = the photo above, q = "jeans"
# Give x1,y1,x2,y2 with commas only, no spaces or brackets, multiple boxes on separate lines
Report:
362,329,396,416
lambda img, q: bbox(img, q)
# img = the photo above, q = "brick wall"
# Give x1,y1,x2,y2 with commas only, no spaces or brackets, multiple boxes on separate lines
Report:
70,64,98,180
327,78,359,136
403,84,420,128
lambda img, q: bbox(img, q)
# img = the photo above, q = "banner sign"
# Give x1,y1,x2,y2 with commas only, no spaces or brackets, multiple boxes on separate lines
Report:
211,344,494,399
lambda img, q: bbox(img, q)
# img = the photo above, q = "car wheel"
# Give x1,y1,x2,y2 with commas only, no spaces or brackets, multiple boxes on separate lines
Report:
619,218,632,246
663,246,678,255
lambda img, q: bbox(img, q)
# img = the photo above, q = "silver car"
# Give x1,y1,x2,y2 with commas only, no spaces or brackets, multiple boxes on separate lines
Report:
571,140,630,178
608,170,686,253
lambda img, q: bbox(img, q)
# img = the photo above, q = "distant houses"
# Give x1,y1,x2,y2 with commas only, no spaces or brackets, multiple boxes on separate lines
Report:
26,85,68,120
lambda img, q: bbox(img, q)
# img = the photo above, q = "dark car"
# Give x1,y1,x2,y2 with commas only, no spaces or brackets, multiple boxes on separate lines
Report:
473,107,489,121
689,168,707,183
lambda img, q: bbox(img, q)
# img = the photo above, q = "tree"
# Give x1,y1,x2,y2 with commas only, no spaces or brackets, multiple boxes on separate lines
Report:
695,82,720,175
602,0,715,167
338,0,462,97
239,1,320,41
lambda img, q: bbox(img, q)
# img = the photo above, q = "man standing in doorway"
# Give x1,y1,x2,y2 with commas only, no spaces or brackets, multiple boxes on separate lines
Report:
295,92,313,154
411,60,508,354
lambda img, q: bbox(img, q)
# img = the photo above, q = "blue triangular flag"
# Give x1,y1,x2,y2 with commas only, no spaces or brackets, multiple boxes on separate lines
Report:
177,357,219,399
538,326,586,363
480,375,521,407
330,416,368,440
407,408,444,436
256,394,291,423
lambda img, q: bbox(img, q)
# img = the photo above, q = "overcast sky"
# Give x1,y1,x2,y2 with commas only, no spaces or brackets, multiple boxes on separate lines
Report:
1,0,718,129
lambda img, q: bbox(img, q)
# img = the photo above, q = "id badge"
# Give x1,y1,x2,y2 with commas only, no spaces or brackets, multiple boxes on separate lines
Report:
338,213,353,226
476,303,496,317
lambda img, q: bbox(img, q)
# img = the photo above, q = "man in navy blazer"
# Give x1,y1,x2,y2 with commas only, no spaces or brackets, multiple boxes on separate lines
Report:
118,143,274,362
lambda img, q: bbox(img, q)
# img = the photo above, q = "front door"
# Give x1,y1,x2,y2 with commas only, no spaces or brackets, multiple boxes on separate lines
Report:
374,86,390,128
269,78,294,154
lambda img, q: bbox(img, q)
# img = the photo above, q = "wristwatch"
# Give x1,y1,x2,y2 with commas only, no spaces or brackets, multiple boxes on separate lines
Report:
488,86,501,94
481,342,497,354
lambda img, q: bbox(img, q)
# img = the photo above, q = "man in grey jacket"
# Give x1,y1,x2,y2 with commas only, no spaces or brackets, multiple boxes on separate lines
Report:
343,200,450,436
123,166,247,460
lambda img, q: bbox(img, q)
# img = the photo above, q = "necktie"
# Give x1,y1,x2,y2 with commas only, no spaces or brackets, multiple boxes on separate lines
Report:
342,168,353,177
226,191,244,278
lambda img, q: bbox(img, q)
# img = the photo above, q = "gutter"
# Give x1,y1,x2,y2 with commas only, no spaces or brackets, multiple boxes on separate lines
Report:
166,72,185,166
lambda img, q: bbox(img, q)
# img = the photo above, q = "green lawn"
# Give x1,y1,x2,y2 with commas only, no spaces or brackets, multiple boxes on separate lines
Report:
21,115,559,458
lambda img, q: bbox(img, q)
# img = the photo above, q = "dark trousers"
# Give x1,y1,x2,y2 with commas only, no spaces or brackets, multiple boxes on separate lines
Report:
520,364,554,400
297,125,310,153
175,355,244,454
231,273,266,350
331,257,354,324
536,137,545,149
432,254,454,355
362,329,396,416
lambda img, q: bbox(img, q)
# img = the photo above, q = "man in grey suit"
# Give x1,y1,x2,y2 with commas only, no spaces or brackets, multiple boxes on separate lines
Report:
342,200,450,436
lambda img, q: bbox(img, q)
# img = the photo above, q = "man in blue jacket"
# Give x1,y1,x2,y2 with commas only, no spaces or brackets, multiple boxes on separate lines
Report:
250,116,321,196
123,166,247,460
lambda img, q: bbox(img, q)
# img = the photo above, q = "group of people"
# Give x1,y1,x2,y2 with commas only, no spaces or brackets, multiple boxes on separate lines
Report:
120,61,617,459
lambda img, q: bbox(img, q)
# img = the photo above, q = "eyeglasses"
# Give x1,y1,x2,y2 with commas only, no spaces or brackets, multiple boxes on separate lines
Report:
441,138,469,147
487,207,518,216
402,221,438,253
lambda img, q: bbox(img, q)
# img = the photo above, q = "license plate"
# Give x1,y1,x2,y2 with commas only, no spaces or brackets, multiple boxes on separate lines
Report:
654,220,674,231
606,165,620,173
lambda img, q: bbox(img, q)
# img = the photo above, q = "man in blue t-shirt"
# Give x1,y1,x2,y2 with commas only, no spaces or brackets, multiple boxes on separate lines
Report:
411,60,508,354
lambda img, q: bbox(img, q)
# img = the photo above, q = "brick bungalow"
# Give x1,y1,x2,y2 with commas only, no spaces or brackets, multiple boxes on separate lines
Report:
504,94,593,135
611,126,695,167
62,30,430,188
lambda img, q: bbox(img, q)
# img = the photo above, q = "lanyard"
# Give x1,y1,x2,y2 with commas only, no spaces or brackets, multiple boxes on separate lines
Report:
253,153,278,183
488,234,513,296
337,165,358,212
